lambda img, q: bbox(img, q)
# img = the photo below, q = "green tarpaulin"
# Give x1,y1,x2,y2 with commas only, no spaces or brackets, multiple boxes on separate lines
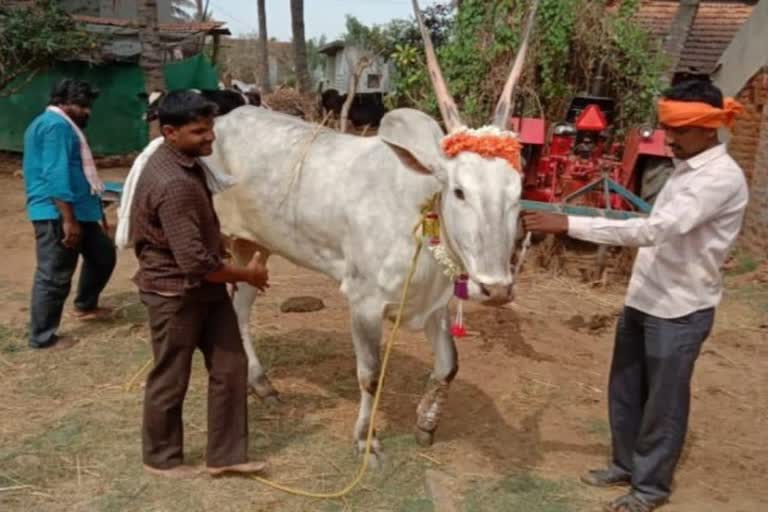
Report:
0,54,219,155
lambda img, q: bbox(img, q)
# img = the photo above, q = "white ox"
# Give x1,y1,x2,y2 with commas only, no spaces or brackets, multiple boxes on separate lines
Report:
204,0,540,458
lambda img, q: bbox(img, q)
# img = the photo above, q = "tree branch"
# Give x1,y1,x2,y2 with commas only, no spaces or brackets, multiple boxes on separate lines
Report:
340,56,371,133
0,66,41,97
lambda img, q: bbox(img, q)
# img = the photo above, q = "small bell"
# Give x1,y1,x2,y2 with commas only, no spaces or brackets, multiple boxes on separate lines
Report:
423,212,440,245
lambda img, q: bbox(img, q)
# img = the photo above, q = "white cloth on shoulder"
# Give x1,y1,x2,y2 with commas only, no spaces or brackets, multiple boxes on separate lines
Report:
114,137,237,250
46,106,105,195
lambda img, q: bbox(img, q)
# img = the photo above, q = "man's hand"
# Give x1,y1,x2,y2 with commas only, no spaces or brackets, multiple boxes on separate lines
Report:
101,216,110,233
62,219,82,248
522,212,569,235
54,200,80,248
244,252,269,291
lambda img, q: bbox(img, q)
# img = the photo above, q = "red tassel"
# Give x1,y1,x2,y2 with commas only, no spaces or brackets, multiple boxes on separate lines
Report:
451,323,467,338
451,300,467,338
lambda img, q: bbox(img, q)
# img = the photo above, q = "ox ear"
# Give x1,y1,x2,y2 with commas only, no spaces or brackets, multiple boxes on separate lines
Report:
379,108,447,179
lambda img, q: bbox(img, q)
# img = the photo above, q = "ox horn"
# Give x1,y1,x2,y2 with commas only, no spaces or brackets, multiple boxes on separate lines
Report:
412,0,464,133
492,0,541,129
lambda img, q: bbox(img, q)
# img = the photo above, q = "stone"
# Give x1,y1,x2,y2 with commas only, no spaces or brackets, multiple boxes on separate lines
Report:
280,296,325,313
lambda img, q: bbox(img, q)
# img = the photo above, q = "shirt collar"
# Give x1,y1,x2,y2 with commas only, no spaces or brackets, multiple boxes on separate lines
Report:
674,144,727,173
161,141,198,169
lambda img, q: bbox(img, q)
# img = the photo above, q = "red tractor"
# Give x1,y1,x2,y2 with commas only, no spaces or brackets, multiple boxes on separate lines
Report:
512,95,673,217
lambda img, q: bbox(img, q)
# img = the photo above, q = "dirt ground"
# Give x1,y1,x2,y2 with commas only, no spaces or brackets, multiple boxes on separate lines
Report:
0,162,766,512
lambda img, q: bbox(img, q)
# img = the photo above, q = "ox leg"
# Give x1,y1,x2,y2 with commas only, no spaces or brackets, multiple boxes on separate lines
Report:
229,239,279,403
232,284,279,403
415,306,458,447
350,301,385,463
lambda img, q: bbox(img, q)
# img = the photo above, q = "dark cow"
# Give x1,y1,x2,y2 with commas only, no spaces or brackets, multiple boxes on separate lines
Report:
319,89,388,128
142,88,261,122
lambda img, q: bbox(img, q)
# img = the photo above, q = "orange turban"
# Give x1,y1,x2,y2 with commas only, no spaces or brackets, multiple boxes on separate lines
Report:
657,98,744,129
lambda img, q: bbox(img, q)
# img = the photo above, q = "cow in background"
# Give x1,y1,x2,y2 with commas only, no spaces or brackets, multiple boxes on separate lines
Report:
320,89,388,128
141,87,262,122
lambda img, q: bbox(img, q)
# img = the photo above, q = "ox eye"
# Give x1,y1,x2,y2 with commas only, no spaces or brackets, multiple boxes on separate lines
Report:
454,188,465,201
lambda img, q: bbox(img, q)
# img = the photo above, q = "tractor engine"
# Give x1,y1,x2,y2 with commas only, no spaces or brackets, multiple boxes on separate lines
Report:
523,97,626,210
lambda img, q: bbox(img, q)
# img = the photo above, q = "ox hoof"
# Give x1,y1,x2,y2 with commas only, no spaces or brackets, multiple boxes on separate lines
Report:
249,375,280,402
414,428,435,447
355,438,384,469
261,393,283,406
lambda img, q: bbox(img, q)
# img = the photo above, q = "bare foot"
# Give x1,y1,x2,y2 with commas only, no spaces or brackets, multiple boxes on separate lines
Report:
73,307,113,321
143,464,203,479
207,461,267,477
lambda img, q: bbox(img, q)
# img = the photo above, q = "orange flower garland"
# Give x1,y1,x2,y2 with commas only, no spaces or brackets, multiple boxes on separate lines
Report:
441,127,523,172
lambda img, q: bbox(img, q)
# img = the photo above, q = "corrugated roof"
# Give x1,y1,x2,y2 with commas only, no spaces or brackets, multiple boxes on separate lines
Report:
73,15,133,27
318,40,346,55
72,15,231,35
633,0,756,73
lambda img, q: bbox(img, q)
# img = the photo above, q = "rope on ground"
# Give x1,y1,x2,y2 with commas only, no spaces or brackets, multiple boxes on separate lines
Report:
124,358,153,392
249,236,425,498
120,216,536,500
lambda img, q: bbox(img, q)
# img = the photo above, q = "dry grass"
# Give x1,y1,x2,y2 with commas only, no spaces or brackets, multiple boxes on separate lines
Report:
0,284,592,512
0,237,766,511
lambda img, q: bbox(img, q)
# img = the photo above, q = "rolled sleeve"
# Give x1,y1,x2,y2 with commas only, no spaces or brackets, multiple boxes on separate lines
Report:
42,123,76,203
157,182,222,284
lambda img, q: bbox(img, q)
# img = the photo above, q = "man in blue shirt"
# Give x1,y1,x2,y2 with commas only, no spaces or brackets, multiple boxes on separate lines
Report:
23,79,117,350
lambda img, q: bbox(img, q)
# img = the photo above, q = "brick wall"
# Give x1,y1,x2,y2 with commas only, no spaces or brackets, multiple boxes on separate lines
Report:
729,71,768,183
733,70,768,256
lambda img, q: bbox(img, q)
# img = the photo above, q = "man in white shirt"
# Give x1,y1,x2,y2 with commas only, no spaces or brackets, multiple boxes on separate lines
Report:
523,80,748,512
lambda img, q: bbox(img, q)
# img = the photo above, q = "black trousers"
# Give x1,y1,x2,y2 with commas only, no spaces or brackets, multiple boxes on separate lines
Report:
29,220,116,348
608,306,715,504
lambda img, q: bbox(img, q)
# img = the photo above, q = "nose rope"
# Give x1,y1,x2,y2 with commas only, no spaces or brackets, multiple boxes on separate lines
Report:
514,231,533,282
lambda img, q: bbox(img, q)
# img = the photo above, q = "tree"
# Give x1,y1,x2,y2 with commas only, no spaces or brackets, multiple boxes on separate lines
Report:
306,35,328,82
257,0,271,93
138,0,166,137
0,0,98,96
170,0,195,21
340,7,454,111
386,0,665,130
195,0,212,21
660,0,700,88
290,0,312,93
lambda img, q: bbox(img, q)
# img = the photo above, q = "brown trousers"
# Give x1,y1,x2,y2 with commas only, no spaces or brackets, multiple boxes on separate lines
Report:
140,285,249,469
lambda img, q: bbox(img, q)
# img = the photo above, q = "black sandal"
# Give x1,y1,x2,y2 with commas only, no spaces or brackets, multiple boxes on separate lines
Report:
604,493,658,512
581,467,631,488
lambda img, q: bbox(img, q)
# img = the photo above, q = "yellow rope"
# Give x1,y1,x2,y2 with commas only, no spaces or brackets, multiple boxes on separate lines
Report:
124,357,153,392
250,237,425,498
123,211,533,500
122,234,426,499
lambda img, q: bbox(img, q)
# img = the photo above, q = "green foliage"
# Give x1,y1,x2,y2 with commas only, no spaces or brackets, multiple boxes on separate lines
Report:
348,0,666,131
0,0,99,95
536,0,578,103
608,3,668,127
341,7,453,111
306,35,328,74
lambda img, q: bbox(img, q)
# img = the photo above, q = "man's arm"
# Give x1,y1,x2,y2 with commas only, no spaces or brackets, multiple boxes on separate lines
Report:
205,256,269,290
156,184,268,290
523,170,745,247
42,123,81,248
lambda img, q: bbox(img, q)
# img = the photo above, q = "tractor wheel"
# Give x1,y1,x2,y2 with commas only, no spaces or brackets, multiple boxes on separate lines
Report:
639,156,674,205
